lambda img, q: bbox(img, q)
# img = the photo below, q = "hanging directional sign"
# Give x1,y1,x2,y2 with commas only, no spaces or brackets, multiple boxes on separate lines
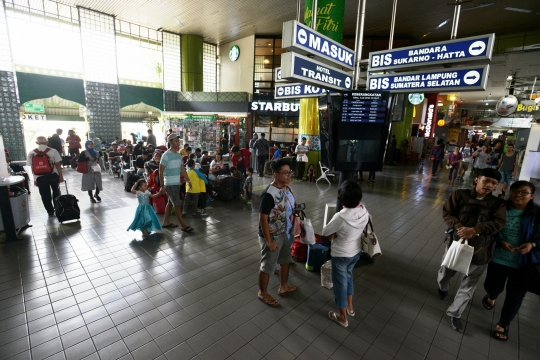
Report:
275,83,327,99
281,52,353,92
275,67,288,83
367,65,490,93
368,34,495,71
282,20,355,70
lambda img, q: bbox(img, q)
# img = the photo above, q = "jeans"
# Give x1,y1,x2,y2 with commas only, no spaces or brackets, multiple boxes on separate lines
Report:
331,253,360,309
483,262,527,328
297,161,306,180
36,173,60,213
257,154,267,175
431,160,441,175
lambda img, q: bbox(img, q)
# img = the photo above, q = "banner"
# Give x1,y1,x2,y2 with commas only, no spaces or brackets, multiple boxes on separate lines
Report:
304,0,345,42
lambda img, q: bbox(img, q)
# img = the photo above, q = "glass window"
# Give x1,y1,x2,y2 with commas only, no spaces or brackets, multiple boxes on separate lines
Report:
203,42,217,92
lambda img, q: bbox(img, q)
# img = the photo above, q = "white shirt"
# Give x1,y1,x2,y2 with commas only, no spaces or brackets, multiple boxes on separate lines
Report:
321,206,369,258
26,145,62,178
295,144,309,162
460,146,472,163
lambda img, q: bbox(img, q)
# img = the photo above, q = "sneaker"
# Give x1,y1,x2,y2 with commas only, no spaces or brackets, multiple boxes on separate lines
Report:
198,211,209,216
449,316,463,332
95,195,101,202
90,197,97,203
438,288,448,300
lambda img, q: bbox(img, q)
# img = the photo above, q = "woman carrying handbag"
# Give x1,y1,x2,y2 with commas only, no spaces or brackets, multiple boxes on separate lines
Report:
321,181,369,327
78,140,103,203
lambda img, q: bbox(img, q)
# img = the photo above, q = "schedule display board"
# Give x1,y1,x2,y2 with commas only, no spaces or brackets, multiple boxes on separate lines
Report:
341,91,389,123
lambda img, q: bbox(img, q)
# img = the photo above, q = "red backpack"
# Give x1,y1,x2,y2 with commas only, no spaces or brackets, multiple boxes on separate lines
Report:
32,148,54,175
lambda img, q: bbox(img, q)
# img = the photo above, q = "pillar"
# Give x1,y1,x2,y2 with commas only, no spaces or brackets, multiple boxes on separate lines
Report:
181,34,203,92
0,1,25,160
78,8,121,143
163,32,182,112
392,101,414,151
298,0,345,177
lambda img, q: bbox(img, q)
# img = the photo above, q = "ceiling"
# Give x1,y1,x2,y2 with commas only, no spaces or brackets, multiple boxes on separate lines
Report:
60,0,540,46
57,0,540,105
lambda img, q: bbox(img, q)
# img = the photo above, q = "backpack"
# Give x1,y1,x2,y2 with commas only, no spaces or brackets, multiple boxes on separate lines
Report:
32,148,54,175
48,135,62,153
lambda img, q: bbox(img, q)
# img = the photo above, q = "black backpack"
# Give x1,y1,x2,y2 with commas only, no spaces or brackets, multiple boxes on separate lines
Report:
48,135,62,154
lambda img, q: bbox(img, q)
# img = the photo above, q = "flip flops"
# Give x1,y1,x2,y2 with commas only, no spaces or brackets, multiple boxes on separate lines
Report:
278,285,297,296
258,295,279,307
181,226,194,232
328,311,348,327
482,294,495,310
492,326,509,341
347,309,355,317
162,223,178,228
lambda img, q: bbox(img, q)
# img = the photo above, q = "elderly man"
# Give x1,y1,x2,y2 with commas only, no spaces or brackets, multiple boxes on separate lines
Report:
27,136,64,216
159,133,193,232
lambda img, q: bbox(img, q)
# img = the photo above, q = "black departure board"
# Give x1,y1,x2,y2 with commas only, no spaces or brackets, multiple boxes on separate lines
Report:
341,91,389,123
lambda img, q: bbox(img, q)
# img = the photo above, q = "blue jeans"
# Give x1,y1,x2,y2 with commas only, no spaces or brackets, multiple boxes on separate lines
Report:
331,253,360,309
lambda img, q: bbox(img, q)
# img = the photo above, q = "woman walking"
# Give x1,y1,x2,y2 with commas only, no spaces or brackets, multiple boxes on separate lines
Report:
78,140,103,203
322,181,369,327
447,147,462,185
482,181,540,341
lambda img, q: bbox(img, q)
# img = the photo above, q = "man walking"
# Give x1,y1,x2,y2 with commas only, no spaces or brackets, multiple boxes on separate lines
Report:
497,143,519,198
159,133,193,232
27,136,64,216
457,140,472,182
253,133,269,177
48,129,63,155
257,159,297,307
437,168,506,331
146,129,157,148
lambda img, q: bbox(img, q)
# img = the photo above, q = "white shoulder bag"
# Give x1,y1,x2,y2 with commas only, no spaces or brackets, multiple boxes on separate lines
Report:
441,238,474,275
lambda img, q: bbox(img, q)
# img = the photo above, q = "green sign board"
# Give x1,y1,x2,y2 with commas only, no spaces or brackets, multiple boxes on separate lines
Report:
304,0,345,43
24,103,45,113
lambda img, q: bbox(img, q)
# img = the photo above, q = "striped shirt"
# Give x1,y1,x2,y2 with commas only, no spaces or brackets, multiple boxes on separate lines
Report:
160,150,182,186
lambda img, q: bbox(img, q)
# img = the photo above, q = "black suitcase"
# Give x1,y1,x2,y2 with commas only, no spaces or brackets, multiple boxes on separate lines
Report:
70,156,77,169
214,175,234,201
125,174,142,192
55,181,80,223
62,156,71,168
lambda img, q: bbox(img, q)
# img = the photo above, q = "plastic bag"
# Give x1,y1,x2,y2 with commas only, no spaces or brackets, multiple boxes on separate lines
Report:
321,260,333,289
300,217,316,245
441,238,474,275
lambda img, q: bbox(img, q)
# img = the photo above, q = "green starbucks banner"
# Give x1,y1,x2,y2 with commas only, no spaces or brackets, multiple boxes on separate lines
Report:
304,0,345,42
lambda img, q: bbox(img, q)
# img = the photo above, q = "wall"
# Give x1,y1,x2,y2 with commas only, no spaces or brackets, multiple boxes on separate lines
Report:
219,35,254,94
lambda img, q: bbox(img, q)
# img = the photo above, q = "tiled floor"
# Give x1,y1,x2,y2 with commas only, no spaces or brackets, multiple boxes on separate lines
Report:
1,163,539,360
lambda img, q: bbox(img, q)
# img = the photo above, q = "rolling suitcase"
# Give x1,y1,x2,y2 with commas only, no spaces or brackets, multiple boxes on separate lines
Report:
306,243,330,272
62,156,71,168
55,181,80,223
214,175,234,201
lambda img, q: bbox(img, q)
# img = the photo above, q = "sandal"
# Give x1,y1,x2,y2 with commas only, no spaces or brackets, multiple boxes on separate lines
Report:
328,311,348,328
278,285,297,296
162,223,178,228
181,226,194,232
347,309,355,317
258,294,279,307
492,325,509,341
482,294,495,310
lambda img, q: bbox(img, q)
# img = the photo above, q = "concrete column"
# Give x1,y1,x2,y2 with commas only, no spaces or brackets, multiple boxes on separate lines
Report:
181,34,203,92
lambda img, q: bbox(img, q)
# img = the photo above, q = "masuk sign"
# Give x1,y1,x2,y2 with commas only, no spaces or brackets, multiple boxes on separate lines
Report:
282,20,354,70
280,52,353,92
368,33,494,71
368,65,489,93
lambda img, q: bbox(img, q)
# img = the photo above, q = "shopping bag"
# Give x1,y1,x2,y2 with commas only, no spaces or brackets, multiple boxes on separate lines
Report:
321,260,333,289
361,218,381,258
91,164,101,173
300,217,316,245
441,238,474,275
76,161,88,174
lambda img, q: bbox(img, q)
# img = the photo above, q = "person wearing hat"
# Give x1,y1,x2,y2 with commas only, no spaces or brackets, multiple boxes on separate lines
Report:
27,136,63,216
159,133,193,232
249,133,258,173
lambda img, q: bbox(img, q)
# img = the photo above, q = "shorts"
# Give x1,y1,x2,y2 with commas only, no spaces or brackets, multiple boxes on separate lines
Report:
259,233,293,274
499,171,512,184
460,162,469,172
165,185,182,207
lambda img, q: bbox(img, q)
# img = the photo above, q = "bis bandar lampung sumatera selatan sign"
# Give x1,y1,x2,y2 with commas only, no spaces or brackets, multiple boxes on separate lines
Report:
368,65,490,93
368,33,494,71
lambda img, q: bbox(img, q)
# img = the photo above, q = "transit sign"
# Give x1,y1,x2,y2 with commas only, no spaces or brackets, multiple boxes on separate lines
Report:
368,33,494,71
367,65,490,93
282,20,355,70
281,52,353,91
275,67,288,83
275,83,327,99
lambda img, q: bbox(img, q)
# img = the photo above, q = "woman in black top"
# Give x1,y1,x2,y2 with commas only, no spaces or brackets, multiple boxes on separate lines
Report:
122,145,133,169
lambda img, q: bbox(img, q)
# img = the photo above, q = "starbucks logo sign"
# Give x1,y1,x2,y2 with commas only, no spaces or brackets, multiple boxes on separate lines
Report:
408,93,425,105
229,45,240,61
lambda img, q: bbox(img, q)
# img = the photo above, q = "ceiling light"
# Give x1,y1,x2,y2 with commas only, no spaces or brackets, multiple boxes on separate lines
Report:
264,59,270,64
485,103,488,106
505,7,532,13
174,17,183,27
461,3,495,12
435,19,449,29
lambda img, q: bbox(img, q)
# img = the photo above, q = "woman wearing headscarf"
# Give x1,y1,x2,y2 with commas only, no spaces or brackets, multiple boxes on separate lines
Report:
78,140,103,203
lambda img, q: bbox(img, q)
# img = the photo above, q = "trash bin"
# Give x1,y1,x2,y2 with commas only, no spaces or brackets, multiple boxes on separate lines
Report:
0,187,30,231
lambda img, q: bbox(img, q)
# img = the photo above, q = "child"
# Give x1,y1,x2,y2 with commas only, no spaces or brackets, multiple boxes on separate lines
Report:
243,167,253,205
127,179,162,237
230,166,245,199
184,159,207,216
307,164,315,182
197,172,209,216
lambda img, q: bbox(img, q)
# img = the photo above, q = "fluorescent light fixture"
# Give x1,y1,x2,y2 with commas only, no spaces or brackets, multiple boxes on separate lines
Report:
174,17,183,27
435,19,449,29
505,7,532,13
485,103,488,105
462,3,495,12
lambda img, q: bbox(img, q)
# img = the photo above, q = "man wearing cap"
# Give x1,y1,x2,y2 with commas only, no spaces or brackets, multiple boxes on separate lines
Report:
27,136,64,216
253,133,269,177
159,133,193,232
249,133,258,172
